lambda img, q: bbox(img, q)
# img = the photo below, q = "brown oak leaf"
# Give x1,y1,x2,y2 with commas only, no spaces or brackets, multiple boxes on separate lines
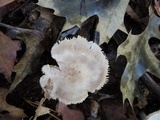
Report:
0,31,20,81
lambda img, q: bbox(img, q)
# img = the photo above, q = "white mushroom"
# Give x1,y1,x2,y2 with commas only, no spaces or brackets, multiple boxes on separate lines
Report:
40,36,109,104
146,110,160,120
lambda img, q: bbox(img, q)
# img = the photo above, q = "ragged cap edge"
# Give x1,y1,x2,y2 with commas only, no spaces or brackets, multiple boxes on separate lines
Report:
40,36,109,104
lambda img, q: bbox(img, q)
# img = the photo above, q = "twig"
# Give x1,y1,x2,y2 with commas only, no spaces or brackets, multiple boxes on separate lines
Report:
140,72,160,100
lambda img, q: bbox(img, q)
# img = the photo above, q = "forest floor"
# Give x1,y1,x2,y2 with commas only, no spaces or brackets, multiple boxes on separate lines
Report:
0,0,160,120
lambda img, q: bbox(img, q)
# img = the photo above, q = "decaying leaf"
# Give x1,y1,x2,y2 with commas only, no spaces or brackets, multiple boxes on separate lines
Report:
25,98,61,120
37,0,129,43
117,11,160,105
0,23,44,90
56,102,85,120
33,98,50,120
8,5,65,90
101,98,137,120
11,32,43,90
0,31,20,81
0,88,26,119
154,0,160,16
90,100,100,118
34,105,51,119
76,15,99,43
0,0,15,7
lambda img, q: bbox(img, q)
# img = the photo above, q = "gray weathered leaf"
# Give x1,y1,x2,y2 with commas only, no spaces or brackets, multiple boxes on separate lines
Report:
37,0,129,43
117,11,160,105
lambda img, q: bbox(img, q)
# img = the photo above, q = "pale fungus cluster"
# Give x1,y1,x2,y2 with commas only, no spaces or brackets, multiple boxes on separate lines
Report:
40,36,109,104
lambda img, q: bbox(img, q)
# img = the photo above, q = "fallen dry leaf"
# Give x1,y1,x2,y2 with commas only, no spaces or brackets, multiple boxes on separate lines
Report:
0,31,20,81
25,98,61,120
56,102,85,120
154,0,160,16
101,99,138,120
0,0,15,7
0,23,44,90
0,5,65,90
11,31,43,90
37,0,129,44
33,98,50,120
90,100,100,118
0,88,26,119
117,9,160,105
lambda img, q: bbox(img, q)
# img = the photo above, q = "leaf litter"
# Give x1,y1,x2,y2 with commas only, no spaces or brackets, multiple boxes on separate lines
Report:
0,31,21,81
0,88,26,119
0,0,160,120
37,0,129,44
117,9,160,106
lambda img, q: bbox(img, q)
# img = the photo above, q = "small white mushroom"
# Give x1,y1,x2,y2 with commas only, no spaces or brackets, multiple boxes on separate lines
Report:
40,36,109,104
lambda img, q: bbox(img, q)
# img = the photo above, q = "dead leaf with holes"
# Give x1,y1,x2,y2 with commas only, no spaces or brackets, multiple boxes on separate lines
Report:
0,31,21,81
37,0,129,43
117,11,160,105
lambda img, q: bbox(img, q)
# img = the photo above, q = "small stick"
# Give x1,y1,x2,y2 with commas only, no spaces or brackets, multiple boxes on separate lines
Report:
140,72,160,100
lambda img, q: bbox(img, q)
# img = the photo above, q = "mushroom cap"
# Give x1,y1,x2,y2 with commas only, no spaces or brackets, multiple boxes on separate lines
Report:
40,36,109,104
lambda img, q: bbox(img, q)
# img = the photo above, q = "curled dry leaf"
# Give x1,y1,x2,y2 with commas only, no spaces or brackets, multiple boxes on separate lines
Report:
56,102,85,120
40,36,109,104
33,98,50,120
0,31,21,81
